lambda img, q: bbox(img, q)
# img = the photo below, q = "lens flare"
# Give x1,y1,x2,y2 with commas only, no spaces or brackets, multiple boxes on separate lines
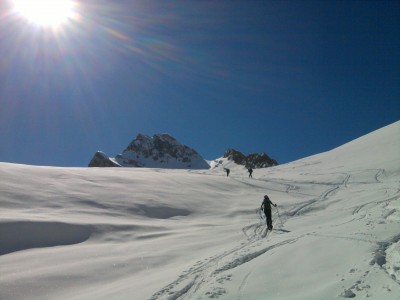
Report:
12,0,75,27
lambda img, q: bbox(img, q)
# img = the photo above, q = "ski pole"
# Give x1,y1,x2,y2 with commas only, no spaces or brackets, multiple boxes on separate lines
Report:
258,208,264,221
275,206,284,226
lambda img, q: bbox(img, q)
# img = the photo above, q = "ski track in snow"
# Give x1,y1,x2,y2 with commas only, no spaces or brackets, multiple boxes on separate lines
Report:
149,166,400,299
285,170,384,218
149,215,288,298
149,226,296,300
237,272,251,300
148,174,345,300
289,172,351,216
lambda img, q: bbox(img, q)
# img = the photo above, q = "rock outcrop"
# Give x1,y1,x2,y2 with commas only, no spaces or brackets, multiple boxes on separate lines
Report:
88,151,121,167
223,149,278,168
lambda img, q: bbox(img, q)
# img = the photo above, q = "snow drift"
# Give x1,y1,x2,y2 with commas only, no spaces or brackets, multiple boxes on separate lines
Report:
0,121,399,300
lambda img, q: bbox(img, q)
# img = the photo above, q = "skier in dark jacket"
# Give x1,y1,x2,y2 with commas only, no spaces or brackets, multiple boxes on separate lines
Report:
224,168,230,177
248,168,253,178
261,195,277,230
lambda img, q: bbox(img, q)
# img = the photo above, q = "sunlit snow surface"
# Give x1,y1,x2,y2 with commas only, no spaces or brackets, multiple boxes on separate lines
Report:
1,122,399,299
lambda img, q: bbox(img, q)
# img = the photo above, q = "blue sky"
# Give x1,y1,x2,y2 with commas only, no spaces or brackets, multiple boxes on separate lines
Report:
0,0,399,167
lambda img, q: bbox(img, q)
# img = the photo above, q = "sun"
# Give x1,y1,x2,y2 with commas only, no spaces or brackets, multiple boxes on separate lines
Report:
12,0,76,28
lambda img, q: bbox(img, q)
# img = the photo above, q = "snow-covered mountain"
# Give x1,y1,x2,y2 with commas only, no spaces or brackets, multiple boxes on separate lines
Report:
1,121,399,300
89,133,210,169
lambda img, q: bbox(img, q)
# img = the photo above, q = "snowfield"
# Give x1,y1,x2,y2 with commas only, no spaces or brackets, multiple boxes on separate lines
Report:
1,121,399,300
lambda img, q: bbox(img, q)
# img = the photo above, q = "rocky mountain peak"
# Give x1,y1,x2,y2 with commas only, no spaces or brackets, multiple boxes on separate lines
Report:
126,134,180,154
88,151,121,168
223,148,278,168
89,134,209,169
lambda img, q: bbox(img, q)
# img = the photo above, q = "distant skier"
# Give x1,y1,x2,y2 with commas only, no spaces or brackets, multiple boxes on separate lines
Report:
224,168,230,177
261,195,277,230
248,168,253,178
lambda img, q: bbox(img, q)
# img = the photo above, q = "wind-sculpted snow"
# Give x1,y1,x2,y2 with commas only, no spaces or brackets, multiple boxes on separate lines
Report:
129,203,191,219
0,121,399,299
0,221,93,255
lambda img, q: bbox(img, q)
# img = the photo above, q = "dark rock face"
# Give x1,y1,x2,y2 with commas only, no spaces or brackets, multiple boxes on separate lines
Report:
88,134,209,169
88,151,121,167
124,134,193,161
246,153,278,168
223,149,278,168
223,149,246,165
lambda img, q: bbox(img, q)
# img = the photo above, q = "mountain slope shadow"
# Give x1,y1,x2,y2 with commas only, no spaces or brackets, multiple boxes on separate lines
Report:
0,221,93,255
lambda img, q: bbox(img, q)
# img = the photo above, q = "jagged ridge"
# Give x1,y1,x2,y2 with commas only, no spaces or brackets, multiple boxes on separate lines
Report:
223,149,278,168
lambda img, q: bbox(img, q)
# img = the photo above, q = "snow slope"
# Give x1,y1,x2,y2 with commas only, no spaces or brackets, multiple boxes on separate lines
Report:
0,121,399,300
